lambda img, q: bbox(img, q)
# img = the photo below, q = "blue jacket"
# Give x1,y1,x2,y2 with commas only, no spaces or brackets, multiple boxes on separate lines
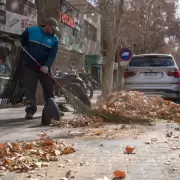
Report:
20,26,59,69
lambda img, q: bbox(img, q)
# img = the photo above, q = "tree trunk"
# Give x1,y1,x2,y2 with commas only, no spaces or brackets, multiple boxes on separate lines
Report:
117,65,125,90
101,47,115,97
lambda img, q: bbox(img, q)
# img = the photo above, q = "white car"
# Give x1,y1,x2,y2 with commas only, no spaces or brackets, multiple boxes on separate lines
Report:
123,54,180,100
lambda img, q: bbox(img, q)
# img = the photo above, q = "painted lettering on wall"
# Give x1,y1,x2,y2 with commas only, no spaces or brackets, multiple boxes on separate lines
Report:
21,20,35,29
60,12,75,28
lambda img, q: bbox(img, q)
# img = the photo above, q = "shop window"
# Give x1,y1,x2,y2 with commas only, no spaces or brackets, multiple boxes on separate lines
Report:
84,20,97,41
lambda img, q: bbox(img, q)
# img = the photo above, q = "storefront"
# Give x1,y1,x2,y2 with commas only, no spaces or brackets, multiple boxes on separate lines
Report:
55,0,84,71
85,55,118,89
0,0,37,93
85,55,105,86
0,0,37,74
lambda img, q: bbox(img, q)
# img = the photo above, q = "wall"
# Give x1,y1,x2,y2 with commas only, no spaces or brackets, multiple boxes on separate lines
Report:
55,0,84,72
0,0,37,35
84,13,101,55
66,0,101,56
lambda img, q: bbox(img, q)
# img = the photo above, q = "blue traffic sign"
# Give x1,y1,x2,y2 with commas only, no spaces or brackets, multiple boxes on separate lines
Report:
120,48,132,61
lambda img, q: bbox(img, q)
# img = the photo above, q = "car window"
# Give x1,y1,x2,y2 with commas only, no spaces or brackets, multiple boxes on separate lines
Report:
129,56,174,67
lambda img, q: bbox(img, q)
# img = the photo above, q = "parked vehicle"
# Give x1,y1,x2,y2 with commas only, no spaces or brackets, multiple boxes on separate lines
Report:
123,54,180,101
79,73,100,90
54,72,93,101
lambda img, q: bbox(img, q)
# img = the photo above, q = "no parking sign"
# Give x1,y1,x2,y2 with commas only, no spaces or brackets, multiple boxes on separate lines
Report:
120,48,132,61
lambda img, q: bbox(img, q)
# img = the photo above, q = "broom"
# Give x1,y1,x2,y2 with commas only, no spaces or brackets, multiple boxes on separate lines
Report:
19,45,97,117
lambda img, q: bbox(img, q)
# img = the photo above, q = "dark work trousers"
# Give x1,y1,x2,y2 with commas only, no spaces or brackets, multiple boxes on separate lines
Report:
23,65,54,115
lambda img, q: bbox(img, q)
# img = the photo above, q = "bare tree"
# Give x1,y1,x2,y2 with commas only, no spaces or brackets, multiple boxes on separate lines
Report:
97,0,125,97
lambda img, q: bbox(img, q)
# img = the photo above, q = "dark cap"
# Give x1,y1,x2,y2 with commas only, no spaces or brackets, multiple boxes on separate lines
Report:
45,18,60,32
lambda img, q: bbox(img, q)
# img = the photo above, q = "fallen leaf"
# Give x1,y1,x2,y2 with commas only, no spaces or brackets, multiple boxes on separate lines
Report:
0,144,4,149
42,138,54,146
6,159,13,166
63,147,75,154
57,164,65,168
0,133,75,173
125,146,135,154
49,156,59,161
64,159,72,163
145,140,151,144
65,170,71,178
37,173,45,177
96,130,103,136
113,170,126,178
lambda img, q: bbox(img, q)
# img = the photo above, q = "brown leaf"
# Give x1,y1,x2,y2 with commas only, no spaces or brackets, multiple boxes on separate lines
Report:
96,130,103,136
0,144,5,149
62,147,75,154
42,138,54,146
65,170,71,178
49,156,59,161
113,170,126,178
125,146,135,154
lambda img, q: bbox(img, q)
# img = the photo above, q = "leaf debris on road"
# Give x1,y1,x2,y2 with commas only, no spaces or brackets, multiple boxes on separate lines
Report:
0,132,75,172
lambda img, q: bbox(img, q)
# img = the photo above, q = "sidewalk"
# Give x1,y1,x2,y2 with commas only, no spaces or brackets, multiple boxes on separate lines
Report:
0,91,100,142
1,123,180,180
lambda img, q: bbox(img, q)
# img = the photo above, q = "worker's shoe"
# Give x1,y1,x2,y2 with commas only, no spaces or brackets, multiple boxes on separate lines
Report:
25,113,33,120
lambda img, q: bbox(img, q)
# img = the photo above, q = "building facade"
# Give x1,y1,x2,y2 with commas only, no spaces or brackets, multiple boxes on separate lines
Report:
0,0,37,76
66,0,103,85
54,0,84,71
0,0,37,94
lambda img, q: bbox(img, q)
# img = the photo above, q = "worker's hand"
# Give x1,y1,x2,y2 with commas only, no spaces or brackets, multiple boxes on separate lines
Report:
14,40,21,47
40,66,48,74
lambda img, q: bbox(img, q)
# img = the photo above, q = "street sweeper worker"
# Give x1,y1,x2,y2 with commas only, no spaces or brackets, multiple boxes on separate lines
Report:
14,18,60,120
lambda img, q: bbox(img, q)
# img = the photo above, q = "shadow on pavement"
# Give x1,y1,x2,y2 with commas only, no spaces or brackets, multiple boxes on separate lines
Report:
0,116,41,125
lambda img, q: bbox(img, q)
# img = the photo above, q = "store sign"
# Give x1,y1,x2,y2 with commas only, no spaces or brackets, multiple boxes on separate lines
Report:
60,12,75,28
0,10,37,35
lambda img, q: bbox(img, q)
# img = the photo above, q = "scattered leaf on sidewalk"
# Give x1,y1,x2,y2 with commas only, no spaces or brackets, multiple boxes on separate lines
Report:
0,144,4,149
65,170,71,178
145,140,151,144
57,164,65,168
37,173,45,177
125,146,135,154
63,147,76,154
166,132,173,138
64,159,72,163
113,170,126,178
96,130,103,136
0,132,75,172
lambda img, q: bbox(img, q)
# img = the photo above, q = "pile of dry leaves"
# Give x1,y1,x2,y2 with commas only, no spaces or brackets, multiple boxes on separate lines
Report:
96,91,180,122
52,116,104,128
0,132,75,172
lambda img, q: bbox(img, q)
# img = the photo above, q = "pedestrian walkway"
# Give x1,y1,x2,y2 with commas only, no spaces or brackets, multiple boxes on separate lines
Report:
0,106,78,143
1,123,180,180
